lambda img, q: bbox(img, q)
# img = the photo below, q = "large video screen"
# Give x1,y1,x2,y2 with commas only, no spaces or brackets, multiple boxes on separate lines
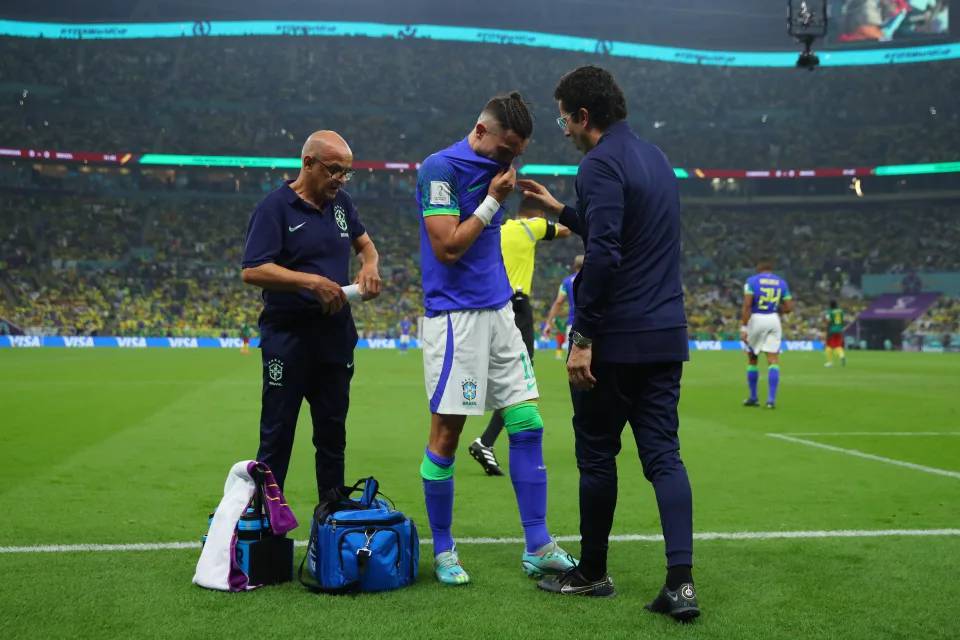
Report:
831,0,949,42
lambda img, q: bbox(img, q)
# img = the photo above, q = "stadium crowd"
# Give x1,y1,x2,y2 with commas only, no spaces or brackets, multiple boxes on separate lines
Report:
905,296,960,349
1,33,957,345
2,178,956,342
1,36,958,168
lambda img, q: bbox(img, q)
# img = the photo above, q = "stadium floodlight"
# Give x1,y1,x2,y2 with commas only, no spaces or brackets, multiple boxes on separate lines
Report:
787,0,828,70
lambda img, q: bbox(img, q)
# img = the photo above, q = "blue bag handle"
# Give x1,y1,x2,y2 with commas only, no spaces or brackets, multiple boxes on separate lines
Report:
359,477,379,508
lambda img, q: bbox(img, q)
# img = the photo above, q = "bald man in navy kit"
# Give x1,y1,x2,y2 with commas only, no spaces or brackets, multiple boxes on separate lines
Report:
241,131,381,499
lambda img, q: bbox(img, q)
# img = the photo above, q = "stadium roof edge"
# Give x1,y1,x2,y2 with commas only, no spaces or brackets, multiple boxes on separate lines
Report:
1,19,958,67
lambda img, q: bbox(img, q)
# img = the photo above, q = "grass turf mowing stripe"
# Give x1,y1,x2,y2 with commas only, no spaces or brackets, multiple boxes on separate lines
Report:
767,433,960,479
4,528,959,554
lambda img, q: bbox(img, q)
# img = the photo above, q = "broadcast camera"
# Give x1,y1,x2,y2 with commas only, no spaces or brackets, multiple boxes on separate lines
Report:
787,0,828,70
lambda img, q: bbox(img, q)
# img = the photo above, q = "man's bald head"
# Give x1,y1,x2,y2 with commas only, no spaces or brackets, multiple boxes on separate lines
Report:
301,130,353,163
294,130,354,206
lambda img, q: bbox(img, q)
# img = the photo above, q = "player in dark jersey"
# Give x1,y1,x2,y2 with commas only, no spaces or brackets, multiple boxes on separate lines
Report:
824,300,846,367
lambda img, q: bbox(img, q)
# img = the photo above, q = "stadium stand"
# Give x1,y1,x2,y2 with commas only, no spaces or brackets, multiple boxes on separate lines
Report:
1,36,958,167
1,175,956,342
0,35,958,345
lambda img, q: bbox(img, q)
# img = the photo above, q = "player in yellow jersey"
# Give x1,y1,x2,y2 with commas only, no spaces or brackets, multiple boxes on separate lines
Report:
467,197,571,476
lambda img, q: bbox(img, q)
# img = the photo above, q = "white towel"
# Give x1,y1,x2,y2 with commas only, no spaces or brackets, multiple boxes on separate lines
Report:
192,460,260,591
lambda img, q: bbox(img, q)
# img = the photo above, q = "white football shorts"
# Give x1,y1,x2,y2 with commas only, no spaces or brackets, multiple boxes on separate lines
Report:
421,303,539,415
746,313,782,354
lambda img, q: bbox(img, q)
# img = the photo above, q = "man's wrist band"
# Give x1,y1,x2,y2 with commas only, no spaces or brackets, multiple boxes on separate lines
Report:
472,195,500,226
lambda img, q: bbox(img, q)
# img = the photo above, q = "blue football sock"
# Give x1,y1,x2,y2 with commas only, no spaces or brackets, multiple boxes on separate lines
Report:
421,448,455,556
509,430,550,553
747,365,759,401
768,365,781,404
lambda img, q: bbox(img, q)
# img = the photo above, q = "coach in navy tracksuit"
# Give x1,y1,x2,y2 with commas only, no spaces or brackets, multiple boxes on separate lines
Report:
519,66,699,620
241,131,381,500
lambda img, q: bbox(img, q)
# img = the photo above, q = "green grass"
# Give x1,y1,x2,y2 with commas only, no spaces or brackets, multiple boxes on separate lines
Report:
1,349,959,639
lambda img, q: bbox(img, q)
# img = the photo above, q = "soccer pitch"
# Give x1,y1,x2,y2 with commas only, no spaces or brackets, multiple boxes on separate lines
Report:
2,349,958,639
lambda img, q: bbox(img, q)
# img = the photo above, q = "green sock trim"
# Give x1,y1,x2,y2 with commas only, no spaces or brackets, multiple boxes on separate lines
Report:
420,454,454,481
747,365,759,372
769,364,780,370
502,401,544,435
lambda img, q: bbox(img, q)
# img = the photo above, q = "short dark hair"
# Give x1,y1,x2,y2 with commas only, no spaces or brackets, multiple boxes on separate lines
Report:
482,91,534,139
829,299,837,308
756,257,775,271
518,197,541,214
553,65,627,130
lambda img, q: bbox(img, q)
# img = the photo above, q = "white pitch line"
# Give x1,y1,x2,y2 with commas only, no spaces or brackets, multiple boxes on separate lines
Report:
768,433,960,480
783,432,960,437
2,529,959,554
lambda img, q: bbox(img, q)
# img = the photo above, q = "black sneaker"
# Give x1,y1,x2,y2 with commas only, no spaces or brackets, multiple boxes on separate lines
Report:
537,567,616,597
765,401,776,410
645,583,700,622
468,438,504,476
743,398,759,407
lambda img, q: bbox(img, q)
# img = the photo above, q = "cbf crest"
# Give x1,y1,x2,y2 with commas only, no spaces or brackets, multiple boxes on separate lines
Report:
461,378,478,407
267,358,284,387
334,205,349,232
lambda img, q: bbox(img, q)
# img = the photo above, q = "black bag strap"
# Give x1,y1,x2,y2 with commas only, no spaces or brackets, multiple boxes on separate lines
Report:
247,466,268,540
298,530,369,595
298,536,326,593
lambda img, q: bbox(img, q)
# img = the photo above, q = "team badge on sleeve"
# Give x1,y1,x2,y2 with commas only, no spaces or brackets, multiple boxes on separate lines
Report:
430,181,452,206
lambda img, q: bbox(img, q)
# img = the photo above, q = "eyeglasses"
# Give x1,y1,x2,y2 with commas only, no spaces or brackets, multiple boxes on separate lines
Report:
556,113,573,131
312,157,355,182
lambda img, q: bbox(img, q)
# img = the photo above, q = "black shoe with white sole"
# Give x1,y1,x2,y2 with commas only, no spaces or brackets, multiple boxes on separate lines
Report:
468,438,504,476
537,568,616,597
645,582,701,622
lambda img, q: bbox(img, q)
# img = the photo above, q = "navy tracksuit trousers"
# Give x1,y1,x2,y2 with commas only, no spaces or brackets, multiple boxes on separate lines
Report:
256,322,354,500
570,361,693,577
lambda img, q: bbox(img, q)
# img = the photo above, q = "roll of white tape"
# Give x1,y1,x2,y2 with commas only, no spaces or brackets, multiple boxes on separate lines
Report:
342,283,362,301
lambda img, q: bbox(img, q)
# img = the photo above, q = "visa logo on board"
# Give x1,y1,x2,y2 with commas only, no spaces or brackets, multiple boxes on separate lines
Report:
63,336,94,348
693,341,723,351
167,337,199,348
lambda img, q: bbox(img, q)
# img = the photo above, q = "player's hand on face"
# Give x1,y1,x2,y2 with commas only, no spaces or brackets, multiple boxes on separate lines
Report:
310,275,347,314
356,263,382,301
488,166,517,203
567,343,597,390
517,179,563,216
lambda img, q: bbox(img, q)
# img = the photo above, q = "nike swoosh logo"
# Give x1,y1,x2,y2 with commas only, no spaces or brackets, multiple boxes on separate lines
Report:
288,222,306,232
466,181,487,193
561,583,601,595
526,382,536,390
346,362,354,369
666,591,680,602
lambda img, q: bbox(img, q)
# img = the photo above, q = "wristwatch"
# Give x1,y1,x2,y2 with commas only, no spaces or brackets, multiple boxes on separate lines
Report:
570,330,593,348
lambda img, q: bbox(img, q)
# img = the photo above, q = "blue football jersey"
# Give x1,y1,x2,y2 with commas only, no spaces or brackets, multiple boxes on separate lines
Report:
744,272,792,314
416,138,512,313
